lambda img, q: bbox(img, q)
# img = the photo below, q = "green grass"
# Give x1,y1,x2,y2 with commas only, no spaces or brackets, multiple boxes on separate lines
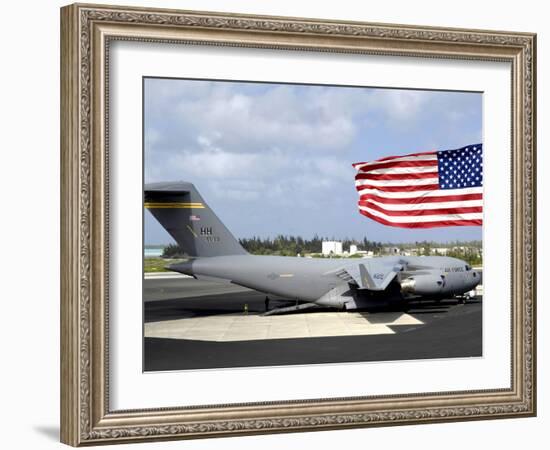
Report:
143,257,183,273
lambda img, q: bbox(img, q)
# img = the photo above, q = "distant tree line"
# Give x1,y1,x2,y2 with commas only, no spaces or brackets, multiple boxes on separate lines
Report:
411,240,483,265
440,248,483,266
162,243,185,258
161,236,482,264
162,236,389,257
238,235,388,256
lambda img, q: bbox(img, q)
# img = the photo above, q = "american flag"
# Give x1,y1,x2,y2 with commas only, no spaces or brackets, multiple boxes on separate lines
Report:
353,144,483,228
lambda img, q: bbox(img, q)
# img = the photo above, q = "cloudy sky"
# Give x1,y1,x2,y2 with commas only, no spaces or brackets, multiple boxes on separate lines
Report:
144,77,482,245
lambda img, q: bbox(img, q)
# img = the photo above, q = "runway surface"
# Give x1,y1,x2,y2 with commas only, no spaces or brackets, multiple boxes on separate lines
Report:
144,276,482,371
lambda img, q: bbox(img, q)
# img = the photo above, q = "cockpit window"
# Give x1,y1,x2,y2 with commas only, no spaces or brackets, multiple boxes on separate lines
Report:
465,265,472,271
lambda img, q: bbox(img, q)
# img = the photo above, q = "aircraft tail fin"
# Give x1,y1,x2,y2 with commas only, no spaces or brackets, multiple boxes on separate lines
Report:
144,182,248,258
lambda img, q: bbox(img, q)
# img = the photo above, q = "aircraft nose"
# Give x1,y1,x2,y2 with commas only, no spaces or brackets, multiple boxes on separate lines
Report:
473,269,482,284
471,270,482,288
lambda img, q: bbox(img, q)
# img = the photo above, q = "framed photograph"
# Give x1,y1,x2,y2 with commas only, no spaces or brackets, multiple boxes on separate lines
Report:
60,3,536,446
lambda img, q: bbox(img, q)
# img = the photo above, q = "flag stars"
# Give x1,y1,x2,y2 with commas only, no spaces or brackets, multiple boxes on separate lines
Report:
438,144,483,190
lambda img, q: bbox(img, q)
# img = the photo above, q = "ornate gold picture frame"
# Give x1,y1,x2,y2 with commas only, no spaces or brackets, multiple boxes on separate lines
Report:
60,3,536,446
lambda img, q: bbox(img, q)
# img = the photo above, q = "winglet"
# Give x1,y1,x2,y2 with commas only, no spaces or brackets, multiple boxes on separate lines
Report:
334,261,401,291
359,264,376,289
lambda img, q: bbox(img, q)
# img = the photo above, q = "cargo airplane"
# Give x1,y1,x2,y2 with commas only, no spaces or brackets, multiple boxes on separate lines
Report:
145,182,481,313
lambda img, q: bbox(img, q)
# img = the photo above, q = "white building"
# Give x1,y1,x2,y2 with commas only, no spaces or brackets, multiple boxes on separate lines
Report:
349,244,358,255
322,241,343,256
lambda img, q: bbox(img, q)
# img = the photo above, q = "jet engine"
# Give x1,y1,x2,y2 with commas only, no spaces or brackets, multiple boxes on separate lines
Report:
400,273,445,296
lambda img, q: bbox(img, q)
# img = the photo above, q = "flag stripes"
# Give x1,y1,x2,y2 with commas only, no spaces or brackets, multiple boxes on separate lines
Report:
353,144,483,228
356,171,439,181
360,198,483,211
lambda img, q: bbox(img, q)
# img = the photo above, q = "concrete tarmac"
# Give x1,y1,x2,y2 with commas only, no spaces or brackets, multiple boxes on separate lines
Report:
144,277,482,371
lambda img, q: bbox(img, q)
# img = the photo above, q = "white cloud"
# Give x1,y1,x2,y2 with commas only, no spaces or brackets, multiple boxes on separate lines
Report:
169,147,291,178
148,82,360,156
371,89,431,120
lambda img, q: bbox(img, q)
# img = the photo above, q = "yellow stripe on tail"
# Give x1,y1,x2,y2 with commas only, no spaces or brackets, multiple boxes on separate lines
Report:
144,202,205,209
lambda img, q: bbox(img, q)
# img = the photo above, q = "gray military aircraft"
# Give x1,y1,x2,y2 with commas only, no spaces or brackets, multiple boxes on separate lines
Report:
145,182,481,313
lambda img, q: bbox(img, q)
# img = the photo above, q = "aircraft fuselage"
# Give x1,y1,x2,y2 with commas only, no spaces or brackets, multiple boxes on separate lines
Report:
169,255,481,309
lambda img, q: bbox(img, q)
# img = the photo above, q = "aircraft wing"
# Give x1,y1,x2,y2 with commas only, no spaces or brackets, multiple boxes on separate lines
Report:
331,260,403,291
